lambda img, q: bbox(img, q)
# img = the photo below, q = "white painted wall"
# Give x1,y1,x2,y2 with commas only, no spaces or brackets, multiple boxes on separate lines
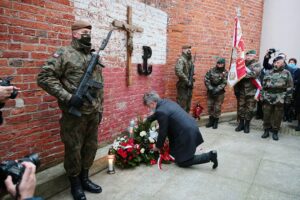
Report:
259,0,300,63
72,0,168,65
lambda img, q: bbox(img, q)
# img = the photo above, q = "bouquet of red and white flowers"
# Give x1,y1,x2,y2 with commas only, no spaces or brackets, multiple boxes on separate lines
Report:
110,117,159,168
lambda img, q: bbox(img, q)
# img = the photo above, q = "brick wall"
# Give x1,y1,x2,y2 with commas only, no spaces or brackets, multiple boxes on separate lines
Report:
0,0,264,169
145,0,264,114
0,0,167,169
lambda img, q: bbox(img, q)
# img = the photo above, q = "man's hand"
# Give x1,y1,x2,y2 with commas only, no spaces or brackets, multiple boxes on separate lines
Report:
0,86,19,102
69,95,83,108
5,162,36,200
152,144,160,152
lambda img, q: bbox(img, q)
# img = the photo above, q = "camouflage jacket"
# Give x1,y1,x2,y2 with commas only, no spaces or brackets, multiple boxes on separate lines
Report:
234,60,261,96
262,67,294,105
204,67,228,94
37,40,104,114
175,53,193,88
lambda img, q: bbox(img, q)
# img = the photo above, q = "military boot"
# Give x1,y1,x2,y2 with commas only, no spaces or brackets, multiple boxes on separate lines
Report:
244,120,250,134
272,130,279,141
235,119,244,132
210,150,218,169
69,176,86,200
295,120,300,131
212,118,219,129
261,129,270,138
80,169,102,193
205,116,214,128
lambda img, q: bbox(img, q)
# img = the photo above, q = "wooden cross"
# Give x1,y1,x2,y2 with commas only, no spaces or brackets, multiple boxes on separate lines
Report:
112,6,143,86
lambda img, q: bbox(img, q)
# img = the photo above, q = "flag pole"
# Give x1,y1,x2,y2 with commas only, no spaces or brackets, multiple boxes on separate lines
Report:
229,7,241,69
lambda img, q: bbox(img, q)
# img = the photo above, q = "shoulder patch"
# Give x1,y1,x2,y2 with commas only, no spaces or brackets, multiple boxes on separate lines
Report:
53,49,64,58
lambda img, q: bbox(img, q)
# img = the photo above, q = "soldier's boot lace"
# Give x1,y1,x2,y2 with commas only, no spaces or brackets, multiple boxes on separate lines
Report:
212,118,219,129
235,119,244,132
244,120,250,133
272,131,279,141
69,176,86,200
261,129,270,138
80,169,102,193
206,116,214,128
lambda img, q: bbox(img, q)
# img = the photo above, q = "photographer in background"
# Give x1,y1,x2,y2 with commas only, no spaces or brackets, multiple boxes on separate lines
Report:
0,86,18,103
0,85,19,125
4,162,42,200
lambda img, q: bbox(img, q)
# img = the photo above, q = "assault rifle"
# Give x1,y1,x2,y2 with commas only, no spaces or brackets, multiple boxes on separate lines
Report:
69,30,113,117
187,53,196,97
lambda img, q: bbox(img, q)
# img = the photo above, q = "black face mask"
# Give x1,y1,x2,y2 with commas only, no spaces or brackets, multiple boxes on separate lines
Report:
78,34,91,46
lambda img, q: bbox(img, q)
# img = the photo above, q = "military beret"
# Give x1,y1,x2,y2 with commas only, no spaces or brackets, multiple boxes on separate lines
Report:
246,50,256,55
217,58,226,64
182,45,192,49
71,20,92,30
273,56,285,62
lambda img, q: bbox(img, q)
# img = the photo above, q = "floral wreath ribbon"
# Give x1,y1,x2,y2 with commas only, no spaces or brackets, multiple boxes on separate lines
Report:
157,143,175,170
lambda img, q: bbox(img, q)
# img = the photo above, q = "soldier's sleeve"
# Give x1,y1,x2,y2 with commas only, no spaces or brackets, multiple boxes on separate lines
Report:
215,71,228,92
285,71,294,104
37,48,72,103
204,70,214,91
175,58,189,84
245,62,262,79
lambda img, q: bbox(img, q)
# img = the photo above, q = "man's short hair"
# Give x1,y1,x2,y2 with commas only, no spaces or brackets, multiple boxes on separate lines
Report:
143,91,160,105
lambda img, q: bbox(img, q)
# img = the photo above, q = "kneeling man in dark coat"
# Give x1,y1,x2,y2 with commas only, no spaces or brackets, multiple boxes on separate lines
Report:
144,91,218,168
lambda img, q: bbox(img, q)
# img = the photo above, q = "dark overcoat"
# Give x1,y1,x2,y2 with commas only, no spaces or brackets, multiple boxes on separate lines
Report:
294,69,300,113
148,99,204,163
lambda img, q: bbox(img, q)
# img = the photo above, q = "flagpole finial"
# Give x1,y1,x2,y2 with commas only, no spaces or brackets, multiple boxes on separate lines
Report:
236,7,241,17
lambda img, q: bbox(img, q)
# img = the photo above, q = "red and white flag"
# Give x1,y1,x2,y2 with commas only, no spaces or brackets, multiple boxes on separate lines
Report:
228,16,262,100
227,16,247,87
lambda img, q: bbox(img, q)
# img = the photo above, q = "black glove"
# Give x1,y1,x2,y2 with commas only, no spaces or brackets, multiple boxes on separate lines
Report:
69,95,83,108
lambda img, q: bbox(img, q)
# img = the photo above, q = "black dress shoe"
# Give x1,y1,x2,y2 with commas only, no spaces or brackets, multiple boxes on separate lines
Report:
81,169,102,193
210,150,218,169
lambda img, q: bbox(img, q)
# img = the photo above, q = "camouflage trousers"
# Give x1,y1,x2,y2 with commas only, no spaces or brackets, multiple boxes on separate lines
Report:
176,85,192,113
237,95,257,120
207,93,225,118
59,111,101,176
263,103,284,131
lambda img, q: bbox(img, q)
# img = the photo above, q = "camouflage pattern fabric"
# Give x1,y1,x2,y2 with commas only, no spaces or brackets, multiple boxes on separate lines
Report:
237,95,257,120
261,68,294,105
207,93,225,118
263,104,284,131
175,53,193,112
234,60,261,120
37,39,104,114
37,39,104,176
204,67,228,95
204,66,227,118
60,111,101,176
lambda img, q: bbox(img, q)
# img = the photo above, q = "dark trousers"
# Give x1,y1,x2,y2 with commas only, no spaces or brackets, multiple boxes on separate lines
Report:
177,152,211,168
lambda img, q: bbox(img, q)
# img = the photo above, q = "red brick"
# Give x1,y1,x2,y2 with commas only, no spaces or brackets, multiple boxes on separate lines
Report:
1,51,29,58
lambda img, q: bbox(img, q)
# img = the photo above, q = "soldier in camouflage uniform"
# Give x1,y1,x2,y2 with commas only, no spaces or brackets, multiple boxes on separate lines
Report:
175,45,193,113
261,56,294,140
204,58,228,129
234,50,261,133
37,21,103,200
